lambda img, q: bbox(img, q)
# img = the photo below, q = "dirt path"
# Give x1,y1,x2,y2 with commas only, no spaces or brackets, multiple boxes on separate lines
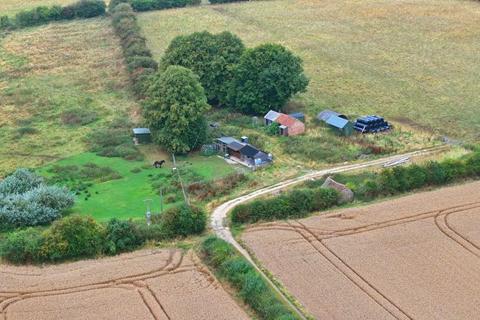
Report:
210,146,449,319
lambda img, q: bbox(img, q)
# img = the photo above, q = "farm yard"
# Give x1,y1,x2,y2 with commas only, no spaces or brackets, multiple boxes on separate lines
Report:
139,0,480,142
0,249,250,320
242,181,480,319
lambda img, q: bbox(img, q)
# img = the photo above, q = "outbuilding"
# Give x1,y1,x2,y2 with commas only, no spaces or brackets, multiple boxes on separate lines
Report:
264,110,305,136
326,116,354,136
317,110,348,123
132,128,152,144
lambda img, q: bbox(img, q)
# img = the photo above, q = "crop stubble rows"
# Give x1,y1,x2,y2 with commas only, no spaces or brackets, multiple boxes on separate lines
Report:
0,249,249,320
242,181,480,319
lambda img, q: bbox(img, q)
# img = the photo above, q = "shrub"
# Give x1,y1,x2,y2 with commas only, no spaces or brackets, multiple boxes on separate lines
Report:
0,228,43,264
231,187,339,224
201,236,297,320
0,169,44,195
210,0,247,3
0,16,14,30
160,205,206,237
105,219,145,254
68,0,106,18
40,215,106,261
127,56,158,72
61,109,98,126
108,0,130,11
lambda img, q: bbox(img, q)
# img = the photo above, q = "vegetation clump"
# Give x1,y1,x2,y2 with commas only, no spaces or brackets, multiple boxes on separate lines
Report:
0,0,106,30
228,43,309,114
0,169,74,229
200,236,299,320
143,66,210,153
232,187,339,224
161,31,245,105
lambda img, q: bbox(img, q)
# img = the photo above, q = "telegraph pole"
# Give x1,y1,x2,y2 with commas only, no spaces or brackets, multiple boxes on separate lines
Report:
172,153,190,206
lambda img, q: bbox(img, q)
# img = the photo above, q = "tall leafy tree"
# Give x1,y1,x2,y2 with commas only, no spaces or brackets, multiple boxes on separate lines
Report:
161,31,245,106
228,43,309,114
143,66,210,153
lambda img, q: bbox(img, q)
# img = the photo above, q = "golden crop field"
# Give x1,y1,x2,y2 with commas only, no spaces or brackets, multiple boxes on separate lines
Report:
139,0,480,141
0,0,76,16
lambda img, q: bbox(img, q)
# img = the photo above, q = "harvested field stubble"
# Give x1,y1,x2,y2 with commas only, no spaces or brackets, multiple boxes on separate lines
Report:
243,181,480,319
0,249,249,320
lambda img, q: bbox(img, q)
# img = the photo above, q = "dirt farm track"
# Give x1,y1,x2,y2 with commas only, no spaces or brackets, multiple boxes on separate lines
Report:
0,250,249,320
243,181,480,320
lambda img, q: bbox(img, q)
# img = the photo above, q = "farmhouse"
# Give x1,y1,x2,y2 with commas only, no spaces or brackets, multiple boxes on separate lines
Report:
216,136,272,168
264,110,305,136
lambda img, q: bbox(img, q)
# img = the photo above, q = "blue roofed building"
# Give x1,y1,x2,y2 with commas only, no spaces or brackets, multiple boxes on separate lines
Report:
326,115,354,136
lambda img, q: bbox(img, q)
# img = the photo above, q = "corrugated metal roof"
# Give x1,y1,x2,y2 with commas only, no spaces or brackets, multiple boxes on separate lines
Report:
276,114,299,128
317,110,347,122
239,144,259,157
217,137,238,145
326,116,350,129
228,141,245,151
264,110,281,122
133,128,151,134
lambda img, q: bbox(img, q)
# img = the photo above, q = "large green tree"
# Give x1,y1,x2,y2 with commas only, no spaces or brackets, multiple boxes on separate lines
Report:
161,31,245,106
228,43,309,115
143,66,210,153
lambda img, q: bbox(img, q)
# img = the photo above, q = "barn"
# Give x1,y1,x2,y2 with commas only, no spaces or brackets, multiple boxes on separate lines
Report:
264,110,305,136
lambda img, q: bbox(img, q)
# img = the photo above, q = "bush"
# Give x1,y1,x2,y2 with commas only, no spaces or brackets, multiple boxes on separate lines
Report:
127,56,158,72
61,109,98,126
0,228,43,264
231,187,339,224
40,215,106,261
201,236,298,320
105,219,145,254
0,169,44,195
68,0,106,18
11,0,105,29
160,205,206,237
108,0,130,11
210,0,247,3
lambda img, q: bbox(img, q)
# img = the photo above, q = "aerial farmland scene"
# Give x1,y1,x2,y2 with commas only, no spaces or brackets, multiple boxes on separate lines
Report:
0,0,479,319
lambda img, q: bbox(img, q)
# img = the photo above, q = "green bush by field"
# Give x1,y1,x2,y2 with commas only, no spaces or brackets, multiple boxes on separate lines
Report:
1,204,206,264
231,187,339,224
200,236,299,320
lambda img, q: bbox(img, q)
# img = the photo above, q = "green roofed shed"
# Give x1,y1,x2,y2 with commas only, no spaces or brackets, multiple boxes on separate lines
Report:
326,116,354,136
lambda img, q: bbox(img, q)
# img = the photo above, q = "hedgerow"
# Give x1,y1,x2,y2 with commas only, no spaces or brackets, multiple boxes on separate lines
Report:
0,0,106,30
111,3,157,98
351,150,480,199
1,204,206,264
200,236,299,320
231,187,339,224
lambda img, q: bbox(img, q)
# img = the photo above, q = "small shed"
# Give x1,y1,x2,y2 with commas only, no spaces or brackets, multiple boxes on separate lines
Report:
317,110,348,123
132,128,152,144
326,116,354,136
264,110,281,125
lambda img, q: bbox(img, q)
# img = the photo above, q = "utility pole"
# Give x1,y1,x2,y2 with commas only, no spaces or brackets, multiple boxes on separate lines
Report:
172,153,190,206
159,187,164,213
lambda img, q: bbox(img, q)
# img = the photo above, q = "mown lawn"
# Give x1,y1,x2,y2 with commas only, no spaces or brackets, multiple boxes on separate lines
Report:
39,152,235,221
0,0,76,16
0,18,138,176
139,0,480,142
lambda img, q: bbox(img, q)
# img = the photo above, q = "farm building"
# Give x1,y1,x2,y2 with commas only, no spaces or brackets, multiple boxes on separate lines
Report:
263,110,305,136
326,115,354,136
215,136,272,168
132,128,152,144
317,109,348,123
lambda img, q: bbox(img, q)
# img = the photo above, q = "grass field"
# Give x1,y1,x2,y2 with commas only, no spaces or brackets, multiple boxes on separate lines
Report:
139,0,480,142
38,152,235,221
0,0,75,16
0,18,138,176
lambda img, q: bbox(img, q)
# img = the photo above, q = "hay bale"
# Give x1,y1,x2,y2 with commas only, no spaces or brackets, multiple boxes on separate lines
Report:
321,176,354,203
